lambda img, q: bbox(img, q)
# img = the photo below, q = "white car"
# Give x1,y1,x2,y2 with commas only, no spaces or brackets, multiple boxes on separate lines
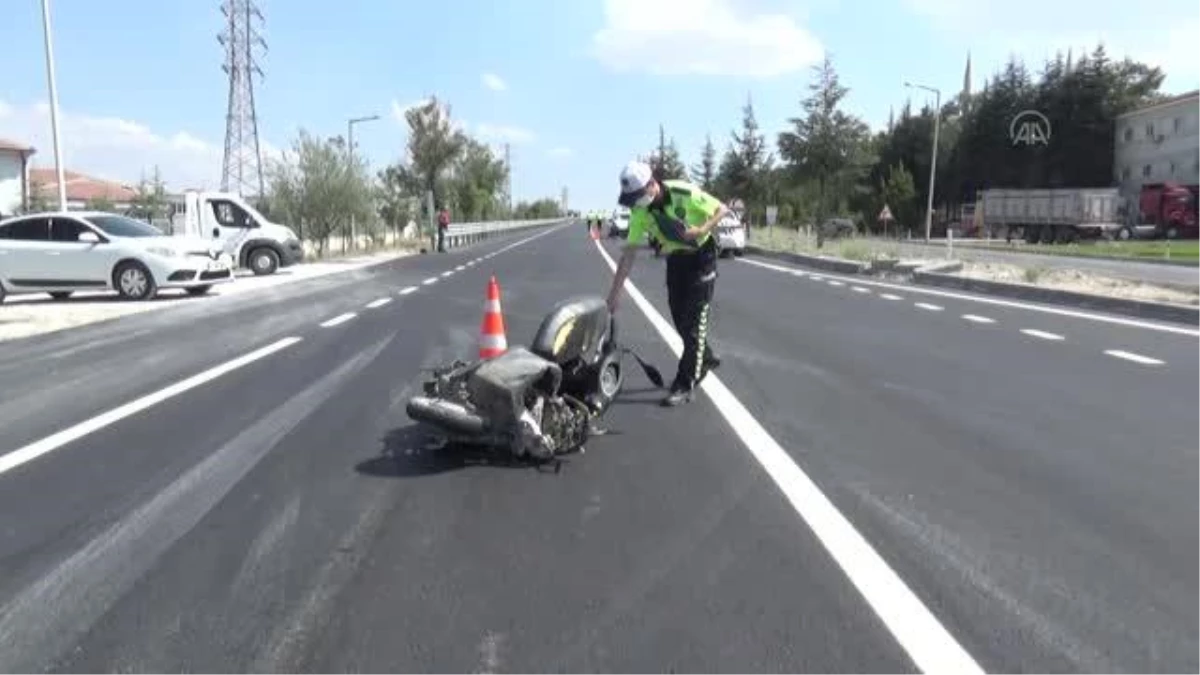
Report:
716,211,746,257
0,211,235,303
608,209,630,238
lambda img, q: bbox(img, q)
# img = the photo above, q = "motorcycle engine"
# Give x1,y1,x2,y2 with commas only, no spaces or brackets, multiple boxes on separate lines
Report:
515,394,590,459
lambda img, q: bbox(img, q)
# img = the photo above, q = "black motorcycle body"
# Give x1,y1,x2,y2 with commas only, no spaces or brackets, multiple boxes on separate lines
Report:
405,296,661,461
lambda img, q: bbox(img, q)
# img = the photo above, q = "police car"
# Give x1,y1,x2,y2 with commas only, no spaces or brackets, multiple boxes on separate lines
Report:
608,208,630,238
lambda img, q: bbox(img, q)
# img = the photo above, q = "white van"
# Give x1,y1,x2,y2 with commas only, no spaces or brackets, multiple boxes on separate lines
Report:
171,191,303,275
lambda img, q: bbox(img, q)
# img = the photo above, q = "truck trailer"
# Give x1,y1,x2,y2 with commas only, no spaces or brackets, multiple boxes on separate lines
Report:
979,188,1123,244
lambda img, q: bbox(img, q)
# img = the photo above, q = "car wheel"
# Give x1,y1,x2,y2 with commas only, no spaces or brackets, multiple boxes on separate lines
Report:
49,291,73,300
114,260,158,300
733,248,744,257
248,247,280,276
186,285,213,296
0,282,6,305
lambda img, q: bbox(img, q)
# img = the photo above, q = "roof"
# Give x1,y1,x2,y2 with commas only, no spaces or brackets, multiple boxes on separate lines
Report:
0,137,36,154
28,167,139,203
1116,89,1200,119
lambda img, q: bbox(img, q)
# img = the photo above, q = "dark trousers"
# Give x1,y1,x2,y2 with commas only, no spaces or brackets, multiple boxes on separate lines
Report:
665,238,718,391
437,227,446,252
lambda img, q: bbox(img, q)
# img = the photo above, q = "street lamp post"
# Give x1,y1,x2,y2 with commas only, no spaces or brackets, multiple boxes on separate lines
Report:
40,0,68,211
905,81,941,242
347,114,381,251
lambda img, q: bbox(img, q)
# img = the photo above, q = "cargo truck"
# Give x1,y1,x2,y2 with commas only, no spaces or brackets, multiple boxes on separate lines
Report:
169,191,304,275
979,188,1124,244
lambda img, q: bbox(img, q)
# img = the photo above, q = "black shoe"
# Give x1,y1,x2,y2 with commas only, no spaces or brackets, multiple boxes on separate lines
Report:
699,355,721,382
660,388,694,407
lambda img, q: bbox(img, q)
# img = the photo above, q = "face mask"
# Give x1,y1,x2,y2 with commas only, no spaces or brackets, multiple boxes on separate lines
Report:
634,192,654,208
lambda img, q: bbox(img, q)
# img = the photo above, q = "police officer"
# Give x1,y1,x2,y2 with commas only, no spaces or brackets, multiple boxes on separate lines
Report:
605,160,726,407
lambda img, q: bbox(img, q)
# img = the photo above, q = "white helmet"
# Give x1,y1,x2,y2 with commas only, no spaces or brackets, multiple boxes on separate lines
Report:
618,160,655,208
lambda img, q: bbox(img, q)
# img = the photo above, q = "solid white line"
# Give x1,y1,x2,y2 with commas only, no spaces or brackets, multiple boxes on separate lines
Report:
422,277,438,285
852,286,871,294
738,257,1200,337
827,280,845,287
915,302,944,312
399,286,418,295
1020,329,1064,341
880,293,903,301
320,313,356,327
962,314,995,324
0,337,304,477
592,240,983,674
366,297,392,309
1104,349,1164,365
441,271,454,278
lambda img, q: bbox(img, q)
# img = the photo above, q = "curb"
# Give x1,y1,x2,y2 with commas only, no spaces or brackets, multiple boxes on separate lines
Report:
912,269,1200,326
744,246,869,274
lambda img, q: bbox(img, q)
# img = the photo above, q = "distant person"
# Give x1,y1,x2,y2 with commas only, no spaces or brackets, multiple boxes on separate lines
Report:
436,206,451,252
605,160,727,407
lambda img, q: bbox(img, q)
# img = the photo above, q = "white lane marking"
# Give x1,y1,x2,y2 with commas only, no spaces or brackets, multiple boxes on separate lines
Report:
366,297,392,309
441,271,454,278
739,257,1200,337
455,265,466,272
1104,349,1164,365
915,302,944,312
593,240,983,674
852,286,871,294
320,313,356,328
792,271,807,277
1020,329,1065,341
962,314,995,324
0,337,303,477
827,280,845,287
810,275,825,281
422,277,438,285
880,293,903,301
399,286,418,295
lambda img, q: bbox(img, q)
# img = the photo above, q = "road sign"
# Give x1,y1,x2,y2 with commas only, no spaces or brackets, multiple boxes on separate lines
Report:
766,205,778,226
878,204,894,221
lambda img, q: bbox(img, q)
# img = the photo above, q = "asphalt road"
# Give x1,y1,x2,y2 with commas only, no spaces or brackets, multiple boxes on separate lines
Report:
0,222,1195,673
870,238,1199,287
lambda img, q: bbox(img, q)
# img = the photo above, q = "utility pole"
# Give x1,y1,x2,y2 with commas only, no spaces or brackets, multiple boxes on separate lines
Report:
905,80,942,242
39,0,67,211
346,114,380,251
504,143,512,216
219,0,267,198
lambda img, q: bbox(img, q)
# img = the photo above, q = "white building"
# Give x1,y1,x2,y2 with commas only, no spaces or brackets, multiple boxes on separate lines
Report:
1113,90,1200,198
0,138,36,218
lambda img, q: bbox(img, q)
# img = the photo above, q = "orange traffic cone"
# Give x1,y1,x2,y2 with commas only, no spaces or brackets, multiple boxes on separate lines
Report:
479,275,508,359
589,224,600,240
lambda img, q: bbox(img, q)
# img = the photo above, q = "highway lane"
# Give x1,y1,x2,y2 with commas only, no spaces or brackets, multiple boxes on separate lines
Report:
604,236,1198,673
0,223,918,673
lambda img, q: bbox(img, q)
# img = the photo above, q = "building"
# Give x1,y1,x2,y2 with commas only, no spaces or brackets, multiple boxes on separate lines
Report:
0,138,36,217
1113,90,1200,199
27,167,140,211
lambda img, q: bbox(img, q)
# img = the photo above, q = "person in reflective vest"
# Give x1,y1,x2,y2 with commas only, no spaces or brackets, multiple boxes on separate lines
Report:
605,160,726,407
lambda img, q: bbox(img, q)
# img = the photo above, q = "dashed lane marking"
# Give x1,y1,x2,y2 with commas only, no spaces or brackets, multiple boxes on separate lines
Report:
962,314,995,324
441,271,454,278
1104,349,1164,365
915,302,944,312
366,298,392,309
880,293,903,301
422,277,438,285
399,286,418,295
319,313,356,328
1020,329,1065,341
852,286,870,294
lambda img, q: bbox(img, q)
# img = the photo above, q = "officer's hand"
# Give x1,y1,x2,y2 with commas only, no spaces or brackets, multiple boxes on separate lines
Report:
606,294,619,314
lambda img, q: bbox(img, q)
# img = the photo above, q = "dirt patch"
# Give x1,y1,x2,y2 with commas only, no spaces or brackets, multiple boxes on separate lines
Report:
957,262,1199,306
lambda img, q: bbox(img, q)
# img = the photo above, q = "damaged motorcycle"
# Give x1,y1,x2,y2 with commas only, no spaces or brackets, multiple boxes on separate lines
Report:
405,296,663,463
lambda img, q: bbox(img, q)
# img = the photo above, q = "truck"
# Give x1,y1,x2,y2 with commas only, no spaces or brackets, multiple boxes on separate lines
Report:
1117,182,1199,240
169,191,304,275
979,188,1124,244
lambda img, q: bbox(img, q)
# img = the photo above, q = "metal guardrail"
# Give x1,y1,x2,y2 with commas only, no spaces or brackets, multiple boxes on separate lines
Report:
441,218,566,248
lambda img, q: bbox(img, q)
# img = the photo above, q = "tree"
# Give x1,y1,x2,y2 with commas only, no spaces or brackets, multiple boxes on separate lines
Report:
402,96,467,214
448,138,509,221
728,96,774,211
649,124,688,179
777,54,870,244
513,198,562,219
24,177,53,214
265,129,374,255
128,165,168,224
691,134,717,191
879,162,918,236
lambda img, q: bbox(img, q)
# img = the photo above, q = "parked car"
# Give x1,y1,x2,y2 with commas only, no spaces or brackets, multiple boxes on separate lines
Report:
715,211,746,257
819,217,857,240
0,211,234,304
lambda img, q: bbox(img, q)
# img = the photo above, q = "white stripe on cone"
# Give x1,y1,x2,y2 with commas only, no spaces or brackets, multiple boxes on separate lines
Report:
484,298,502,313
480,333,507,350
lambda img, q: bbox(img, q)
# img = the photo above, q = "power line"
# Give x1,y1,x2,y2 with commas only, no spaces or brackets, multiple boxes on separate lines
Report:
219,0,266,198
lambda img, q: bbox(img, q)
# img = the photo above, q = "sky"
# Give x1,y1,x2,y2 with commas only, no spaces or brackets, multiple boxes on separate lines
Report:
1,0,1197,213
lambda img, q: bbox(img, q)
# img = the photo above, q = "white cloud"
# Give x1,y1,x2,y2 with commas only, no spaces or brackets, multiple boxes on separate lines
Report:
903,0,1199,91
590,0,824,78
472,122,536,144
0,99,281,192
547,146,573,158
482,73,508,92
